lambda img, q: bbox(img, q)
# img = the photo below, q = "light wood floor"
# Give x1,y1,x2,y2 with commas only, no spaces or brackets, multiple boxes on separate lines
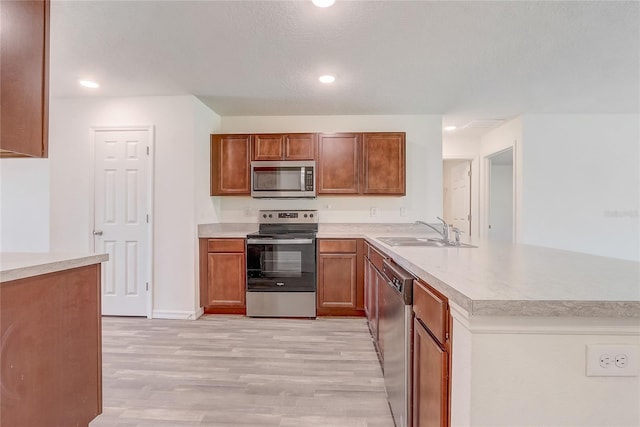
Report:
90,315,394,427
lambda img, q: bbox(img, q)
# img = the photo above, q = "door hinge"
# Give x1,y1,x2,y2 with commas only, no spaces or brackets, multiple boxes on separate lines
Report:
146,146,150,155
146,214,149,223
146,282,149,291
468,214,471,221
468,170,472,177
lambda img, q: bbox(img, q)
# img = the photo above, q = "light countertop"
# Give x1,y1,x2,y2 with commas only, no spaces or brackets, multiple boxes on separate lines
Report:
0,252,109,283
198,222,640,317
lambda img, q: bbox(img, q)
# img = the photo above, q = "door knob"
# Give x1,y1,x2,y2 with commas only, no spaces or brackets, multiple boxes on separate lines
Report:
93,230,103,236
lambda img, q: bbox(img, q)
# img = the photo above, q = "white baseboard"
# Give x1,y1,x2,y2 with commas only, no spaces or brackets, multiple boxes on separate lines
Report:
151,309,202,320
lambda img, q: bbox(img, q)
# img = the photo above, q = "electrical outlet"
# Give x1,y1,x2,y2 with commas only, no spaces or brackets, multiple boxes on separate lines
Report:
400,207,407,217
244,207,252,217
370,207,378,217
586,344,639,377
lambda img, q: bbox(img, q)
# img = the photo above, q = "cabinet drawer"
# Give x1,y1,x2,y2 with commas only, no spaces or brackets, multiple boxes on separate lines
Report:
207,239,245,253
413,279,448,344
318,239,357,253
366,243,387,271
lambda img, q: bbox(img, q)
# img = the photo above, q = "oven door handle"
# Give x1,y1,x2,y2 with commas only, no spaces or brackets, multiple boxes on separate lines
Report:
247,238,314,245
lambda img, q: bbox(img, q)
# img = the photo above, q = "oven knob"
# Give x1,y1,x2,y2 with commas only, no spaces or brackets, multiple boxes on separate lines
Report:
304,214,308,218
268,214,273,218
310,214,314,218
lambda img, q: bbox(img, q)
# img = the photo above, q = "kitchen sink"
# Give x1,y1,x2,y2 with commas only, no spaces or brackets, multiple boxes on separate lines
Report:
377,236,477,248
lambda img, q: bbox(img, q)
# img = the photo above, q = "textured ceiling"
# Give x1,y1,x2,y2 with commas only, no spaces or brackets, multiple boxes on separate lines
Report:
49,0,640,130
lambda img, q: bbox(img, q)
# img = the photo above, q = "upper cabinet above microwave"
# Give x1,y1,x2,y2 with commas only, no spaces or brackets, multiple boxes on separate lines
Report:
0,0,50,158
252,133,316,161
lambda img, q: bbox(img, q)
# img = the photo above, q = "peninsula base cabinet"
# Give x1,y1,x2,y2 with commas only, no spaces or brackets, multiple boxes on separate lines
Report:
413,279,451,427
199,238,246,314
0,265,102,427
317,239,364,316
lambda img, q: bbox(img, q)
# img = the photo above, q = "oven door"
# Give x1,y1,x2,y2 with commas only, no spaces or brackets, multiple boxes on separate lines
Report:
246,237,316,292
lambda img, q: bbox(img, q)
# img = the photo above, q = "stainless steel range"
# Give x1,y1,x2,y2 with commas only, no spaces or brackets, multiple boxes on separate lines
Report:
245,210,318,318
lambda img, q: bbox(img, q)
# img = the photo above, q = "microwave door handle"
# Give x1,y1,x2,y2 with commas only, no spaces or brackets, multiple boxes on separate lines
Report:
301,168,305,190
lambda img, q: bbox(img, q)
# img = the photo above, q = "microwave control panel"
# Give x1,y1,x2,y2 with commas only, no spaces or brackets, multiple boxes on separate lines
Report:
305,168,314,191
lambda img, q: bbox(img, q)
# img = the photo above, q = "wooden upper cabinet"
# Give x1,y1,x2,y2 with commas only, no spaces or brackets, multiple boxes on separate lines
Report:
252,133,316,161
0,0,50,158
211,134,251,195
362,132,406,195
317,133,361,194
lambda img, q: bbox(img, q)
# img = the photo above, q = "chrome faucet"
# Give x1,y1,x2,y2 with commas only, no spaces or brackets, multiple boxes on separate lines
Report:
416,217,450,242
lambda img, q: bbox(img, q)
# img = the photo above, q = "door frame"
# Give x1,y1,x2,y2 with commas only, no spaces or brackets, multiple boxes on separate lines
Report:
89,125,155,319
483,147,516,243
443,155,478,239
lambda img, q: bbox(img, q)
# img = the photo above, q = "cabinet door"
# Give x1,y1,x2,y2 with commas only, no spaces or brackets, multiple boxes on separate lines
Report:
252,134,284,160
206,252,245,308
0,0,49,158
317,133,360,194
362,132,406,195
211,134,251,195
317,253,357,309
284,133,316,160
413,318,449,427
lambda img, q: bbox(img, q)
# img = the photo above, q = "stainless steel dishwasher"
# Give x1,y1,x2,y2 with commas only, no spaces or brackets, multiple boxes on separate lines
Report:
380,259,415,427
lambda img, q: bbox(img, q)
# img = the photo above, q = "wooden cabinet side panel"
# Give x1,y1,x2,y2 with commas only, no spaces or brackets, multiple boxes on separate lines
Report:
362,132,406,195
199,238,209,307
317,253,357,309
285,133,316,160
211,135,251,195
0,0,49,157
413,318,449,427
207,252,246,307
317,133,360,194
252,134,284,160
356,238,365,310
0,265,102,426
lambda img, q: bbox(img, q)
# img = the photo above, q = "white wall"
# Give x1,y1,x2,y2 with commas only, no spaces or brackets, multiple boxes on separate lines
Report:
49,95,219,318
218,115,443,223
0,159,50,252
451,305,640,427
521,114,640,261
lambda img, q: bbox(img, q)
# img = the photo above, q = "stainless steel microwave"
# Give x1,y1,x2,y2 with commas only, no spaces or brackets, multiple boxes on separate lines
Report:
251,160,316,198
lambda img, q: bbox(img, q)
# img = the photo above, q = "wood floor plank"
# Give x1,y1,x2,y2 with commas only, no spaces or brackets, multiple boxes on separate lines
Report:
90,315,394,427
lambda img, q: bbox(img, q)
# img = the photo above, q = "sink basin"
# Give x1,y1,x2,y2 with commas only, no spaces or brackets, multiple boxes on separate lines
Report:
377,236,477,248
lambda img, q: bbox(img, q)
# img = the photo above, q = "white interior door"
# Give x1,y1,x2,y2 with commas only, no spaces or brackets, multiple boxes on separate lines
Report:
450,161,471,235
94,129,150,316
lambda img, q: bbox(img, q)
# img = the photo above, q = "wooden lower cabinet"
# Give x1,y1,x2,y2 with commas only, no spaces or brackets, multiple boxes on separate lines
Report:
199,238,246,314
412,279,451,427
316,238,364,316
0,264,102,427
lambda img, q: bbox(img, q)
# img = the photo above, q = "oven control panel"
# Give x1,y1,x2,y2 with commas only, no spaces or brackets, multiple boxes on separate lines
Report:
258,210,318,224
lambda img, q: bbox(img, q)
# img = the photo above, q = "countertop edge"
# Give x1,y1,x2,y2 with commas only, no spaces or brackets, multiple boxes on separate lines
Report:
1,253,109,283
363,237,640,319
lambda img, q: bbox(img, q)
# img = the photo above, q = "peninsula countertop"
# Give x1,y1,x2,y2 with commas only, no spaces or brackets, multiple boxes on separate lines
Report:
0,252,109,283
197,222,640,318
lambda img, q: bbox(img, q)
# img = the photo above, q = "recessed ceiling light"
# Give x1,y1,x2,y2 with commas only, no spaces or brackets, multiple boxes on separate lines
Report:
319,75,335,84
79,80,100,89
312,0,335,7
444,126,457,131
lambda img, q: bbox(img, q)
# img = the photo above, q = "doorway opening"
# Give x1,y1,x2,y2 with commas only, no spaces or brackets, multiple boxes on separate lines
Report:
487,148,514,242
443,160,472,236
